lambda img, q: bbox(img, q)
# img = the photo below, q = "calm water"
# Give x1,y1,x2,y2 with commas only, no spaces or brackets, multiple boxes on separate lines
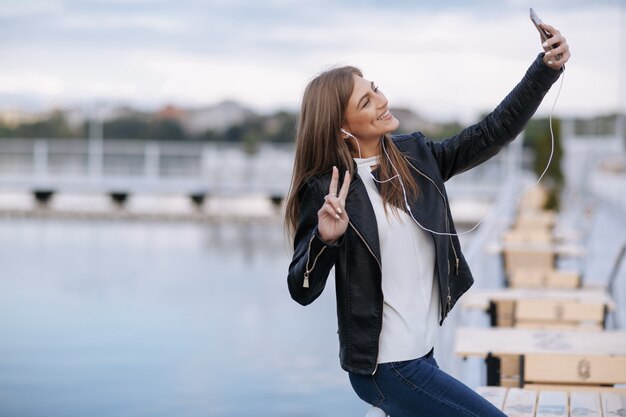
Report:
0,218,366,417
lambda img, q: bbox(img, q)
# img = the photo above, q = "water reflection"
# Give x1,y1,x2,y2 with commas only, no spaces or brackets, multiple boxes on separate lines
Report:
0,218,365,417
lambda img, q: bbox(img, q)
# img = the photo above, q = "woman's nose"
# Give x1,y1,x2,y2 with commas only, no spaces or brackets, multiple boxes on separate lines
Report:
377,96,388,109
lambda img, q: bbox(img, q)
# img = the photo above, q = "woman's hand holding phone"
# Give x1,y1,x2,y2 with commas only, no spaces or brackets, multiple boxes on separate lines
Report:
530,9,570,70
539,23,570,70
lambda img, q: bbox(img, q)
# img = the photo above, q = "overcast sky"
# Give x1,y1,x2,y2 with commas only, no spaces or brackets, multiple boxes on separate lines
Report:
0,0,624,121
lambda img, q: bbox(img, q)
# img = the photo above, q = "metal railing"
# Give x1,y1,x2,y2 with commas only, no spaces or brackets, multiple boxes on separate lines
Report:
0,137,516,198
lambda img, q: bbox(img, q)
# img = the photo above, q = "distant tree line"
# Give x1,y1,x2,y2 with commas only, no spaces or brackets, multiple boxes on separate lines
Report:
0,110,298,145
0,111,76,138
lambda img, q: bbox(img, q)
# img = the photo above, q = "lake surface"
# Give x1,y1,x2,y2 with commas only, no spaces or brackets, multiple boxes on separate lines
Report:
0,218,367,417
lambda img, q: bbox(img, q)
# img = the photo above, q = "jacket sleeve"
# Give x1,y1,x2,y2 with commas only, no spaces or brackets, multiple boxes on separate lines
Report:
287,178,344,306
426,53,563,182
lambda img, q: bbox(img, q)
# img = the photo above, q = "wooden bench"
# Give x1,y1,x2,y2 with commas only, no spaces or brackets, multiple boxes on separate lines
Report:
462,288,614,330
475,386,626,417
463,288,613,311
455,327,626,387
524,353,626,385
480,352,626,388
499,242,621,292
490,299,607,330
513,300,606,330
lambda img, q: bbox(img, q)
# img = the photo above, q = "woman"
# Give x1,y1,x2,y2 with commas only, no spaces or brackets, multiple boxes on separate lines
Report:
285,23,570,417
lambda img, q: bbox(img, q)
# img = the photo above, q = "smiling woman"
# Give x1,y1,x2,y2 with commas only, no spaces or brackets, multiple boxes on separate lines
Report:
284,20,570,417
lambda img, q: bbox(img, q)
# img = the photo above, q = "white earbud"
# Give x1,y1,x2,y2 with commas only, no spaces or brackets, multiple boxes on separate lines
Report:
341,128,362,158
341,128,356,139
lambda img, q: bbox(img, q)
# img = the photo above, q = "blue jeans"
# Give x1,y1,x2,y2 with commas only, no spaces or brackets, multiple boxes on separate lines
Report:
348,349,506,417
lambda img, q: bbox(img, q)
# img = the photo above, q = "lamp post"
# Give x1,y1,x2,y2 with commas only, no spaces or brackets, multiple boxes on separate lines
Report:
88,104,103,180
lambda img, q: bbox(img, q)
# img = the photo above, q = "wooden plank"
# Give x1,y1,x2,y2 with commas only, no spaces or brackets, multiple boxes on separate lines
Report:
505,249,555,274
546,271,580,289
524,354,626,385
570,391,601,417
516,217,556,229
510,270,551,288
475,386,508,410
516,209,556,224
601,392,626,417
474,387,625,417
502,387,537,417
523,384,626,394
515,300,605,323
462,288,613,311
495,300,516,327
501,377,521,388
514,321,603,332
510,270,581,289
505,229,553,244
500,354,521,377
454,328,626,358
492,242,585,257
518,186,549,210
535,391,568,417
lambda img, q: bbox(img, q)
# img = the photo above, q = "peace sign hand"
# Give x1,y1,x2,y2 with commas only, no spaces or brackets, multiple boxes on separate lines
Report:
317,166,351,245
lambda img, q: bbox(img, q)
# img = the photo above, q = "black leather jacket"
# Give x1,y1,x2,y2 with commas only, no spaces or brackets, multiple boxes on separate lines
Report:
287,54,562,375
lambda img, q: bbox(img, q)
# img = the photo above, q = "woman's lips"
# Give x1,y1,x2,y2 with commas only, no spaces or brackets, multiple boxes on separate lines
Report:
377,110,391,121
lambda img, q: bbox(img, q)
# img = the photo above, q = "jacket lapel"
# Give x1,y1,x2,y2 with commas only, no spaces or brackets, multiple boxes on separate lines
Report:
345,172,382,268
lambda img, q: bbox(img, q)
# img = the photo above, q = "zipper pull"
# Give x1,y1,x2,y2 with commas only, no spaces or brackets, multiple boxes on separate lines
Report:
455,258,459,275
303,272,309,288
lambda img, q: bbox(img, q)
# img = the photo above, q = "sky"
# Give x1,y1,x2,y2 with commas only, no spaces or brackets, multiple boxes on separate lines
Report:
0,0,624,121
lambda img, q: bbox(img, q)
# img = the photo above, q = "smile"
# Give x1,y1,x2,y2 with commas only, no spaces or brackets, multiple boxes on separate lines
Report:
377,110,391,121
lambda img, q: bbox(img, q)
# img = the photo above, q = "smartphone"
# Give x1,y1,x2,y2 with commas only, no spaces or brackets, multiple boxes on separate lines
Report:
529,8,562,59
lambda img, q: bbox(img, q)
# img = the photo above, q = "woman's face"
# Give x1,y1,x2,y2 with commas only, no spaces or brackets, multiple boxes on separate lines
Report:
342,73,399,142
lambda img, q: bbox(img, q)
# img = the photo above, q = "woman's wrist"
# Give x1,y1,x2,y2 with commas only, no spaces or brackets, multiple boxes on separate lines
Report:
315,227,341,246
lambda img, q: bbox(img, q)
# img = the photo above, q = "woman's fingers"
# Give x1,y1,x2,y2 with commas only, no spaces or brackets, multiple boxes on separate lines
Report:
324,167,351,217
545,43,570,64
324,194,342,218
338,171,351,203
328,166,339,198
539,23,559,36
325,166,341,217
318,167,350,243
320,202,341,221
538,23,570,69
538,23,561,49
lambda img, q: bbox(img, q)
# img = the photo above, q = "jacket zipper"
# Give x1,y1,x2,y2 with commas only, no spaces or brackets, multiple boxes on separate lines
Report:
405,157,458,315
348,222,382,271
303,233,326,288
348,221,382,375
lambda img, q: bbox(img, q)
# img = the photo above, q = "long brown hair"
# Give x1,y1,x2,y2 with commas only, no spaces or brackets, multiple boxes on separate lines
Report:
285,66,419,240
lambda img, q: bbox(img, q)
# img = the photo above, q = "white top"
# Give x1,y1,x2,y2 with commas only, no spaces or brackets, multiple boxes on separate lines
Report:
354,155,440,364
